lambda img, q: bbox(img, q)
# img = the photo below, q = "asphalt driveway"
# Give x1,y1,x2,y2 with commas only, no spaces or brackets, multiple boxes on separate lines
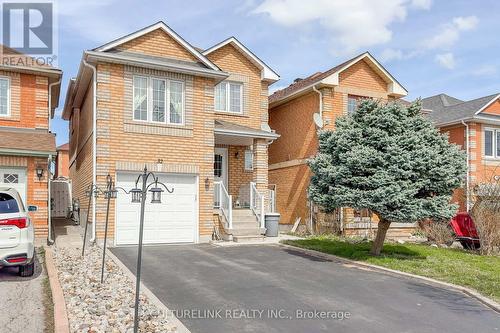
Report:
110,244,499,333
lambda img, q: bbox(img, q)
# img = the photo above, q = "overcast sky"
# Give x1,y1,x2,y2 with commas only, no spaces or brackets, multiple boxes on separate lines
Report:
50,0,500,145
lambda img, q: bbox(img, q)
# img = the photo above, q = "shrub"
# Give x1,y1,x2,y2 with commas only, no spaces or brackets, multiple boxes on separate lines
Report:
418,220,454,246
470,179,500,255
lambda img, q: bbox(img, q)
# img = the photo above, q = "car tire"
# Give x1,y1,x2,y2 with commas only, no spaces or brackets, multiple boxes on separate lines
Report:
19,261,35,277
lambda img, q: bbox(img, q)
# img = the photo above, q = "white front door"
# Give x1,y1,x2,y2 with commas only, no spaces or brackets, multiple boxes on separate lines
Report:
214,148,228,189
115,172,198,245
0,167,27,204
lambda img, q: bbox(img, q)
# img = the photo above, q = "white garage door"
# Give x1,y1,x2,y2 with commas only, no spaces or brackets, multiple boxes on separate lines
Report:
0,167,27,204
115,172,197,245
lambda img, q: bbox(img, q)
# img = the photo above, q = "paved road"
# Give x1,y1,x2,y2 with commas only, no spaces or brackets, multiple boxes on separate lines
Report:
111,244,499,333
0,248,48,332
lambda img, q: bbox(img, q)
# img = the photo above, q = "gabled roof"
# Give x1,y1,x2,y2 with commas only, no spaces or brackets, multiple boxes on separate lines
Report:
423,93,500,125
269,51,407,106
93,21,219,71
421,94,464,112
203,37,279,82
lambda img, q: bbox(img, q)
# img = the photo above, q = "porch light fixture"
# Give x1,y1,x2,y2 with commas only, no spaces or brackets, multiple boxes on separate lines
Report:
35,166,44,180
205,177,210,190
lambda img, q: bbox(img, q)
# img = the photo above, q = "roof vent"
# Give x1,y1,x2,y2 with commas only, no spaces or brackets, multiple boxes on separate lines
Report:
293,78,303,83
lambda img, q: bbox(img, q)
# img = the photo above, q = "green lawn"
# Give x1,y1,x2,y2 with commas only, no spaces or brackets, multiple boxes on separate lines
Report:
283,235,500,302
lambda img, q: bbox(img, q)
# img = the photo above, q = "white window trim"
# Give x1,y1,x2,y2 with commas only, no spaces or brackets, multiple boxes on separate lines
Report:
483,127,500,159
132,75,185,126
0,76,11,117
214,81,243,114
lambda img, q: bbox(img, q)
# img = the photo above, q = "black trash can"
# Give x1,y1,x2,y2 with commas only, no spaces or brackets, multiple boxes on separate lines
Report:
265,213,280,237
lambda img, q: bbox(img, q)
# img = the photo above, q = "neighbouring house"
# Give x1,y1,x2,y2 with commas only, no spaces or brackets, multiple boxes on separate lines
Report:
62,21,279,245
55,143,69,179
0,45,62,239
422,93,500,211
268,52,417,239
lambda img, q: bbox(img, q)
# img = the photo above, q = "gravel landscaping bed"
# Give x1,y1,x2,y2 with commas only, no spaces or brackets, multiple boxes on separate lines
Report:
53,246,177,332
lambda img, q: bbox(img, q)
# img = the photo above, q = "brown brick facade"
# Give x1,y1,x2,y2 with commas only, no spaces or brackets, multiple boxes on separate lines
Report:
0,64,59,239
269,57,398,230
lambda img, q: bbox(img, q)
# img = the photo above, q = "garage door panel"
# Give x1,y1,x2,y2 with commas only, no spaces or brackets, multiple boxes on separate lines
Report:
115,172,197,245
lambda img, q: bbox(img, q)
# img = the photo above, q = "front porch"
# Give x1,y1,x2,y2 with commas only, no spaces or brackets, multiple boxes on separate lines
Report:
212,120,278,240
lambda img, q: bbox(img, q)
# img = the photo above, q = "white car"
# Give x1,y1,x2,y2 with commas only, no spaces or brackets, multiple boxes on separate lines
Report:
0,188,35,277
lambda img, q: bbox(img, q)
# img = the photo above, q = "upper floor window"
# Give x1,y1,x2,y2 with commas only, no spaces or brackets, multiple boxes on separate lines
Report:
133,75,184,125
484,128,500,158
347,95,361,114
0,77,10,116
215,81,243,114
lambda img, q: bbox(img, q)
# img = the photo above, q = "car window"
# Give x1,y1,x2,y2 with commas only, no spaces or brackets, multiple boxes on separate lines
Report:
0,193,20,214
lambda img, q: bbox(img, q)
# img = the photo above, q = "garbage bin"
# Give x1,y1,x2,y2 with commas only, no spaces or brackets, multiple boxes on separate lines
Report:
265,213,280,237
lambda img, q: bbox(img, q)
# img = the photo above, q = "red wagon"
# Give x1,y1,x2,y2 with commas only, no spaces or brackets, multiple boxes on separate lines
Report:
450,212,480,249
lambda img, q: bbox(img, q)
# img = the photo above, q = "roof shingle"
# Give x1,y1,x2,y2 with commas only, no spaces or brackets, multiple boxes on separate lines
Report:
0,128,56,155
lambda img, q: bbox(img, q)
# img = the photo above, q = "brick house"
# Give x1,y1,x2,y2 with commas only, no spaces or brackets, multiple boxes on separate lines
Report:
55,143,69,179
422,93,500,211
62,22,279,245
0,46,62,239
268,52,418,239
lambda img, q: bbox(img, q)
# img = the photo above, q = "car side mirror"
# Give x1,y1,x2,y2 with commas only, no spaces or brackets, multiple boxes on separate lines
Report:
28,205,38,212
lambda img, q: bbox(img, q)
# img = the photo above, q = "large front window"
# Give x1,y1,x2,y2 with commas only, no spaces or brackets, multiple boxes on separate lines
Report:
133,76,184,124
215,81,243,113
0,77,10,116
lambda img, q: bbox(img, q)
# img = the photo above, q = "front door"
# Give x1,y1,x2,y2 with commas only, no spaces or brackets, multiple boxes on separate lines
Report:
214,148,228,189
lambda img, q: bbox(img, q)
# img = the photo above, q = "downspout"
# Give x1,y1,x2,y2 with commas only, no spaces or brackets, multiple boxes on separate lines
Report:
82,59,97,243
47,154,54,244
312,85,323,118
47,79,60,244
310,85,324,234
461,120,470,211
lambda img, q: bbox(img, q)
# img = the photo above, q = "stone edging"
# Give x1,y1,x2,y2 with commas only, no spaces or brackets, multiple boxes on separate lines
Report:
43,246,70,333
106,249,191,333
278,243,500,313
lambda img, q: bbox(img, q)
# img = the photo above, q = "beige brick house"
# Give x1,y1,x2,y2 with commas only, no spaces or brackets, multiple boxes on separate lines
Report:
62,22,279,245
268,52,417,239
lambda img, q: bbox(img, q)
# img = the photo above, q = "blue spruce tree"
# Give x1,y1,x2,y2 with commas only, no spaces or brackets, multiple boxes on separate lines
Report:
308,99,466,255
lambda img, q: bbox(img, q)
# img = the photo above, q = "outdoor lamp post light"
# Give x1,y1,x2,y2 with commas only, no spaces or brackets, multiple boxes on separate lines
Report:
130,188,142,203
127,166,174,333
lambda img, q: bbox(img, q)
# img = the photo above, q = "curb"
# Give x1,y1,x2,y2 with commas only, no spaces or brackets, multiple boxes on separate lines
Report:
106,249,191,333
43,246,70,333
278,243,500,313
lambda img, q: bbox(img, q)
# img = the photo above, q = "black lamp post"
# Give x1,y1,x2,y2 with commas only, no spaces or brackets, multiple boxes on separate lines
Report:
114,166,174,333
82,183,101,257
101,174,117,283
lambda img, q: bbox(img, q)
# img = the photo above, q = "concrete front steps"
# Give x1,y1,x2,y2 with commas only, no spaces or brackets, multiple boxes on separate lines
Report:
228,208,265,243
